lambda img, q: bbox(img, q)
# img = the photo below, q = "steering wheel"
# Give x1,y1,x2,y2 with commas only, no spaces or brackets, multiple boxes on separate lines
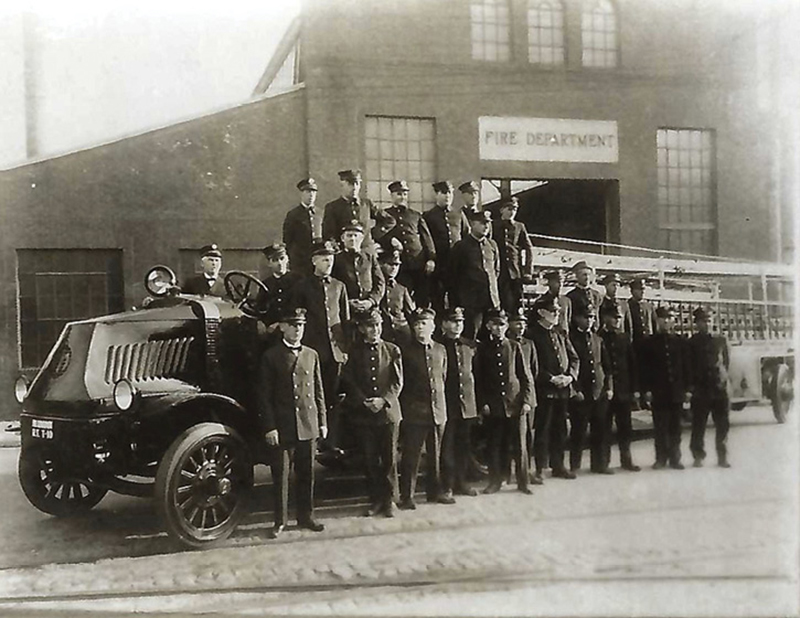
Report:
223,271,270,319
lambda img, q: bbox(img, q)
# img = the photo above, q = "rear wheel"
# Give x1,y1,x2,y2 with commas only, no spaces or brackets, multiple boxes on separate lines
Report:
18,448,107,516
771,363,793,424
155,423,253,548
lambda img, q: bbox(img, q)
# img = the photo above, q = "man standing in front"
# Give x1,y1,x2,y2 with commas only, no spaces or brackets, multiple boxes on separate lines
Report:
322,169,377,251
291,240,350,450
398,308,452,509
493,197,535,315
688,307,731,469
477,308,534,495
437,307,479,499
640,306,691,470
627,278,657,346
423,180,469,311
181,244,227,297
449,209,501,340
568,303,614,474
529,297,579,484
340,309,404,517
256,308,327,539
282,178,321,276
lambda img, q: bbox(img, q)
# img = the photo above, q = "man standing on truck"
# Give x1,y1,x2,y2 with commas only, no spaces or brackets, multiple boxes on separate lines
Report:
181,244,227,297
282,178,321,277
256,307,328,539
688,307,731,468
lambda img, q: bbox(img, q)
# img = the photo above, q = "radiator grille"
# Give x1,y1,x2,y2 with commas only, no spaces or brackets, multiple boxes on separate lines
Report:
104,337,194,384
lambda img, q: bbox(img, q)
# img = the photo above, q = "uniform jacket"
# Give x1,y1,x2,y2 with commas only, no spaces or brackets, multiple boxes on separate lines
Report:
438,335,479,420
381,205,436,272
529,321,580,400
283,204,322,276
256,343,327,444
448,235,501,310
569,327,613,401
332,249,385,308
566,285,603,324
399,339,447,426
380,278,416,342
181,274,227,298
340,339,403,425
510,335,539,410
627,298,657,343
322,196,377,249
492,219,534,280
687,332,730,399
291,275,350,363
258,272,302,328
537,291,572,335
476,337,534,417
599,327,638,401
639,332,690,405
422,206,469,279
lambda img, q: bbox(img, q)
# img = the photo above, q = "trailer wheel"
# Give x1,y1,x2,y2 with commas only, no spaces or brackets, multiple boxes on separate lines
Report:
156,423,253,548
771,363,793,424
18,447,107,517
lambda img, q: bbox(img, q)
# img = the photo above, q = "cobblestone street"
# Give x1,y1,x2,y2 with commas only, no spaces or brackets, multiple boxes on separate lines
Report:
0,405,797,616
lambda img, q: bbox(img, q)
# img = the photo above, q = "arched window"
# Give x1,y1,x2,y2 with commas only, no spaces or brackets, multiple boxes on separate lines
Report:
528,0,565,65
581,0,619,67
471,0,512,62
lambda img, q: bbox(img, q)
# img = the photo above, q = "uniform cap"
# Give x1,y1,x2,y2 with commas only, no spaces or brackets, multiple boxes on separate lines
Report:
296,178,318,191
533,296,559,313
262,242,287,259
200,244,222,258
356,308,382,326
338,169,362,183
387,180,409,193
466,209,492,223
484,307,508,323
543,269,563,281
508,308,528,323
571,260,592,273
501,197,520,210
693,306,712,321
458,181,480,194
281,307,307,324
378,248,403,265
629,278,647,290
442,307,465,322
341,219,364,234
311,239,337,257
409,307,436,323
432,180,454,193
601,273,622,285
655,306,675,318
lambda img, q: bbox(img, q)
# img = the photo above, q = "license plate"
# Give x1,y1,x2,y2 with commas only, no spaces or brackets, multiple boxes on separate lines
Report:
30,419,54,440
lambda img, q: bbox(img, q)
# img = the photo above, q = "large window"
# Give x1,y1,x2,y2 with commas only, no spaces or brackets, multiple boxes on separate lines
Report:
364,116,437,211
471,0,511,62
656,129,717,255
528,0,565,65
17,249,124,369
581,0,619,68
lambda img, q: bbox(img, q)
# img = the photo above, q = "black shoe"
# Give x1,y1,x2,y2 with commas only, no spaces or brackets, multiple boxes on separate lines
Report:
482,483,502,494
652,461,666,470
436,491,456,505
297,518,325,532
269,523,285,539
718,459,731,469
518,486,534,495
595,468,615,475
552,469,577,480
621,462,641,472
381,502,396,518
454,485,478,497
397,498,416,511
693,458,704,468
670,462,685,470
531,472,544,485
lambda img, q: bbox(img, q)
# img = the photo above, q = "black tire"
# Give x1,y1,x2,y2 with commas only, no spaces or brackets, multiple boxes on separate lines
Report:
18,448,108,517
771,363,793,424
155,422,253,549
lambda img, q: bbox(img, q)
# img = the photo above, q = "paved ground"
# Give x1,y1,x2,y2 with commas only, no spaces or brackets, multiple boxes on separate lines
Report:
0,404,796,616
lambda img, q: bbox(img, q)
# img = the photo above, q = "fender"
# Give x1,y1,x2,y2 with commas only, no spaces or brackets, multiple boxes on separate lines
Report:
137,391,248,420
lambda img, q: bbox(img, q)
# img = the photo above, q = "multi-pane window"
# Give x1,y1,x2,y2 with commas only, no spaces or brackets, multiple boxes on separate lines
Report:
365,116,437,211
656,129,716,255
471,0,511,62
17,249,124,368
581,0,619,68
528,0,565,65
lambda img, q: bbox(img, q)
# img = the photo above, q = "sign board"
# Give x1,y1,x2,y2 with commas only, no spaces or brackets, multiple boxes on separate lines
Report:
479,116,619,163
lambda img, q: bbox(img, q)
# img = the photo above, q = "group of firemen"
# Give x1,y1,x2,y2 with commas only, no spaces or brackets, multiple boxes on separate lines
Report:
182,169,732,540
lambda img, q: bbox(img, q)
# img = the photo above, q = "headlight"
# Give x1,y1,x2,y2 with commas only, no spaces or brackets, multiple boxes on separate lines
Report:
113,379,137,411
144,265,177,297
14,376,29,403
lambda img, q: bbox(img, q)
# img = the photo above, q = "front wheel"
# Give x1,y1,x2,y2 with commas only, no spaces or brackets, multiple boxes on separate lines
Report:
155,423,253,549
771,363,794,424
18,448,108,517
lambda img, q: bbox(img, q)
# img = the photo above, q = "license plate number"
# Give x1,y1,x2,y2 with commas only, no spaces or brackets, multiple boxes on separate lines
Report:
31,419,54,440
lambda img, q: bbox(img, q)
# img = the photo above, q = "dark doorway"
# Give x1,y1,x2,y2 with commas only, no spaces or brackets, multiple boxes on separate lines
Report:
482,179,620,253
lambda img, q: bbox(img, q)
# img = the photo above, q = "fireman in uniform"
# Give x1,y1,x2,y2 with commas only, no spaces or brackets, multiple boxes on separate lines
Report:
340,308,404,517
493,197,535,314
459,181,484,216
599,273,632,335
640,306,691,469
627,278,657,345
282,177,321,276
322,169,378,250
688,307,731,468
438,307,479,499
256,307,327,538
377,240,416,344
332,220,385,314
182,244,227,297
566,260,602,328
258,243,302,343
538,269,571,335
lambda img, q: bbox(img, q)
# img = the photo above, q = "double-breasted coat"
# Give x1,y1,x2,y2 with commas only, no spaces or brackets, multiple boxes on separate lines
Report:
476,337,534,417
340,339,404,425
448,235,501,310
399,339,448,426
492,219,535,281
332,249,385,308
322,197,378,249
639,332,690,405
439,336,479,420
529,321,580,400
599,327,638,401
291,275,350,364
569,327,613,401
283,204,323,276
